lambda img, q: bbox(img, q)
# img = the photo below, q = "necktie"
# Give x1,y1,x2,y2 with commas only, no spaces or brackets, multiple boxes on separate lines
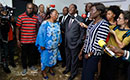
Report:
68,18,73,29
62,16,65,23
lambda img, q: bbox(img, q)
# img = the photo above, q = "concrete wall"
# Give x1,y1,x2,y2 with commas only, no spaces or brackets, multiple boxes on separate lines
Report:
1,0,130,15
33,0,130,15
0,0,12,7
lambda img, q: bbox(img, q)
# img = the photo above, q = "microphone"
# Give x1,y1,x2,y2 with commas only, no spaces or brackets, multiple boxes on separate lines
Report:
98,40,117,58
81,14,87,19
50,4,55,8
71,14,87,24
71,16,80,24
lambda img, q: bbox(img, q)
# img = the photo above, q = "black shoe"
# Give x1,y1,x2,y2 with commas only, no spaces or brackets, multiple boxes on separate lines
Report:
9,63,16,68
68,74,76,80
3,66,11,73
63,69,70,74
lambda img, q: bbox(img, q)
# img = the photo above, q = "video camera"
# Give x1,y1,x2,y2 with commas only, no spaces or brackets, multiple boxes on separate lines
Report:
0,5,15,22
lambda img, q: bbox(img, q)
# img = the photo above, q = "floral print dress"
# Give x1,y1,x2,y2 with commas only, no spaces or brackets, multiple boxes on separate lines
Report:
35,21,62,70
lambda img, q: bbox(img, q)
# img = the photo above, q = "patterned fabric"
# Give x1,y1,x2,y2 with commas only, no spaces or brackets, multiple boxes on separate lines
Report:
16,12,38,44
107,25,130,48
37,13,46,28
83,19,109,56
35,21,62,70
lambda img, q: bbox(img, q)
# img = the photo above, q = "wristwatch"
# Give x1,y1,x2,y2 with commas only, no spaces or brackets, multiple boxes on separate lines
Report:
88,53,91,57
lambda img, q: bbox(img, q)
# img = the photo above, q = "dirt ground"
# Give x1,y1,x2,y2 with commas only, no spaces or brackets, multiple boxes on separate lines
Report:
0,58,82,80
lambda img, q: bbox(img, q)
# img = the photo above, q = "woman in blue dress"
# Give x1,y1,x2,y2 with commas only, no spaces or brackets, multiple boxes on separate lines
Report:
35,9,62,79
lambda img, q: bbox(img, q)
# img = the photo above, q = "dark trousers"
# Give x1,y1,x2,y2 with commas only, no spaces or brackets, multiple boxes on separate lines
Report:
0,40,8,65
65,46,80,76
128,64,130,80
100,53,129,80
8,40,16,64
81,52,101,80
21,43,37,69
59,43,66,66
100,53,119,80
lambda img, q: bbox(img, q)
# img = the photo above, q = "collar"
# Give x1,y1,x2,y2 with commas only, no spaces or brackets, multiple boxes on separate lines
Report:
63,14,69,19
74,13,78,18
26,11,34,18
68,13,77,18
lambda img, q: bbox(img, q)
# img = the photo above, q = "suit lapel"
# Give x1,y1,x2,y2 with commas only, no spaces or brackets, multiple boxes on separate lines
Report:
68,15,79,31
68,20,77,30
66,16,71,31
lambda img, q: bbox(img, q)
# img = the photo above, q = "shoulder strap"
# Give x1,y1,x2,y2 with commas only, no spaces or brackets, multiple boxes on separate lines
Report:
113,25,119,31
122,30,130,40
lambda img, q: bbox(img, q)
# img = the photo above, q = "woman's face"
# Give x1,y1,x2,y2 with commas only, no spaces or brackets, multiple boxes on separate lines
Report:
106,10,115,21
117,13,125,25
50,10,59,21
90,6,100,19
85,3,92,12
39,5,44,13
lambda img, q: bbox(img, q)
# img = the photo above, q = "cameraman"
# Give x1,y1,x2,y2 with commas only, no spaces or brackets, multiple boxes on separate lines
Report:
0,5,11,73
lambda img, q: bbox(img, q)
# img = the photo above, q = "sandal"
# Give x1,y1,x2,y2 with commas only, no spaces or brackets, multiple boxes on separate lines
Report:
49,69,55,76
42,71,49,79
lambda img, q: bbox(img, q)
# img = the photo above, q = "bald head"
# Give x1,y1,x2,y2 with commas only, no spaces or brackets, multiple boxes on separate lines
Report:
26,3,34,14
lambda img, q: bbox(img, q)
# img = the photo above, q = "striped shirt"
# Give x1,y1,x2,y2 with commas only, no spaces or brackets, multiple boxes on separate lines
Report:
16,12,38,44
83,19,109,56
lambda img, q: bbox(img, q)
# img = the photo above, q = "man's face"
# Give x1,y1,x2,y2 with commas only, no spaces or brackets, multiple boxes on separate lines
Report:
63,8,68,16
26,4,33,14
69,4,76,15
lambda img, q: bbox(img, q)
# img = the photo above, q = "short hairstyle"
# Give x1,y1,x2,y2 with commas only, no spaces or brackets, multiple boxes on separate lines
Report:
108,5,121,21
71,4,77,10
39,4,44,8
63,6,69,10
92,3,106,17
46,9,57,19
26,3,34,8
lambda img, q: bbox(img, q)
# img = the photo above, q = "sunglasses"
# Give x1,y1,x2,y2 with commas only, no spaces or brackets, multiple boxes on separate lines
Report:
27,7,33,9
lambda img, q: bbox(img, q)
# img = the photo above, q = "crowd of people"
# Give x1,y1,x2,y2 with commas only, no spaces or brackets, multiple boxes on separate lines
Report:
0,2,130,80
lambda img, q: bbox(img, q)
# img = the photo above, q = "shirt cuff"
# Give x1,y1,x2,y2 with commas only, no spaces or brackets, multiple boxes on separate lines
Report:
124,50,130,60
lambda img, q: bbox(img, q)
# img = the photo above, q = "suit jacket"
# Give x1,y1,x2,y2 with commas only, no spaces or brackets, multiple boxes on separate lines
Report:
65,15,85,49
59,15,69,33
128,56,130,62
59,16,63,23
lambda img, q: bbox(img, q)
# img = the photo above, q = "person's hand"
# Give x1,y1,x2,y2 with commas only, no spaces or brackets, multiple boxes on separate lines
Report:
110,30,115,35
47,4,51,9
41,46,45,50
85,52,93,59
78,50,83,60
58,43,61,46
79,22,88,28
62,31,64,34
108,45,124,57
17,40,21,48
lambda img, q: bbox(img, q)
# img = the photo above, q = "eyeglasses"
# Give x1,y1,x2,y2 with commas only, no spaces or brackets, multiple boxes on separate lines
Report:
118,17,124,20
27,7,33,9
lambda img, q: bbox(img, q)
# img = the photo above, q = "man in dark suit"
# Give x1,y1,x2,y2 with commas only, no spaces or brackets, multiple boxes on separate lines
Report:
63,4,85,80
59,6,69,68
